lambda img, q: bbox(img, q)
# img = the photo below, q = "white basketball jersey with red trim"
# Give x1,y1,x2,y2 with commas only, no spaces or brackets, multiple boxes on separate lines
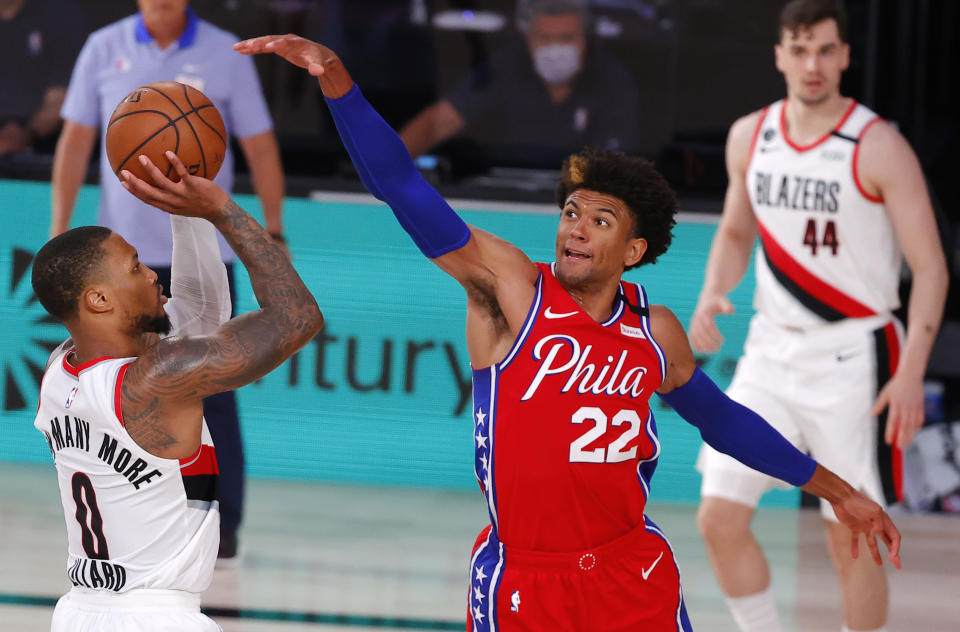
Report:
34,350,219,594
746,99,901,328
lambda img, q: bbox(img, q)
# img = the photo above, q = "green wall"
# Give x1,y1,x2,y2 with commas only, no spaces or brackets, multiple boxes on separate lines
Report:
0,179,797,506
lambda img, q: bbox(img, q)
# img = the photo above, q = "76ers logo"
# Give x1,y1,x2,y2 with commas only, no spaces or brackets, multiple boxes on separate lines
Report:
521,334,648,401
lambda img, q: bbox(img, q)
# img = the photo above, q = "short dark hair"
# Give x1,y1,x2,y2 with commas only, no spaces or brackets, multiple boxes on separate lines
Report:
32,226,112,321
779,0,848,43
555,148,676,269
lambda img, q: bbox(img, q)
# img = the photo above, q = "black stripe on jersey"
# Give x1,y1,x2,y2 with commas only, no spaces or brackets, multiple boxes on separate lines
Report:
759,249,846,321
182,474,219,503
873,328,899,505
618,288,649,317
829,130,859,144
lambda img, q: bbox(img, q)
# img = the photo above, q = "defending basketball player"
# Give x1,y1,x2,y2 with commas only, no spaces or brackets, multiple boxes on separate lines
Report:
235,33,901,630
687,2,948,631
31,153,323,632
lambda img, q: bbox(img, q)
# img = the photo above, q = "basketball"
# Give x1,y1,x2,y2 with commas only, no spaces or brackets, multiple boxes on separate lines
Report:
106,81,226,183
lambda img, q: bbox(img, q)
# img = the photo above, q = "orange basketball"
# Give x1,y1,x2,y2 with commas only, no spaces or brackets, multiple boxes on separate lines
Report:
106,81,226,183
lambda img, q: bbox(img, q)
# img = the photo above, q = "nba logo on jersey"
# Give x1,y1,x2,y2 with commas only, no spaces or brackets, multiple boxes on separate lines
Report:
510,590,521,612
64,386,78,409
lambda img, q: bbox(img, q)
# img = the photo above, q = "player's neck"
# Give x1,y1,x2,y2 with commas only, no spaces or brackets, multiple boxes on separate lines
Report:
69,330,150,366
562,277,622,323
783,94,852,145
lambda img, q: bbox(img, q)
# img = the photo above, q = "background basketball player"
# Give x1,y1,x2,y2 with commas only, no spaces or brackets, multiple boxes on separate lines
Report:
31,152,322,631
689,2,948,631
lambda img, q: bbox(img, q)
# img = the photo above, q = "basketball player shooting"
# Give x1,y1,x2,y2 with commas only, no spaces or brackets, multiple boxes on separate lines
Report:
31,152,323,632
689,2,948,631
235,33,901,630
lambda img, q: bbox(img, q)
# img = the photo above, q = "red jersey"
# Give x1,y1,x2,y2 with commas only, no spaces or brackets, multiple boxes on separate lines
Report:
472,263,666,552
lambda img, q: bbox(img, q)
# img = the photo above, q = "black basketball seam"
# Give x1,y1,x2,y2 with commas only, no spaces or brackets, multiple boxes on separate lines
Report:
112,114,182,178
109,108,177,176
140,84,218,178
109,104,219,178
181,85,226,145
175,83,209,178
187,97,227,150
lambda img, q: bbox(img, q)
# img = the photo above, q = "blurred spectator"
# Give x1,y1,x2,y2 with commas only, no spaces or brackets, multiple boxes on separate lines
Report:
400,0,640,159
0,0,84,155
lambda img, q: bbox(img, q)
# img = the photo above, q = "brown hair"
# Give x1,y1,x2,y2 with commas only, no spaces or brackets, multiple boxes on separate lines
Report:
778,0,848,43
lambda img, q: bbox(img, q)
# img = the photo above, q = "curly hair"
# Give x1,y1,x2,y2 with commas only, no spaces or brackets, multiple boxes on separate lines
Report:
32,226,112,321
555,148,677,269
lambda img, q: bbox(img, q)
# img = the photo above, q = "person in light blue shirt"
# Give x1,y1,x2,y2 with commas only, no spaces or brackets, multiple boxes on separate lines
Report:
50,0,287,564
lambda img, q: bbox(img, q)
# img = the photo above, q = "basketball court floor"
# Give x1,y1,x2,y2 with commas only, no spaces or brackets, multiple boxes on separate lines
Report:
1,461,956,631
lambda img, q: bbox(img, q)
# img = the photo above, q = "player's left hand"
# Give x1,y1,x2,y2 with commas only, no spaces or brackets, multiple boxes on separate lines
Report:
871,370,925,449
234,34,335,77
832,490,902,569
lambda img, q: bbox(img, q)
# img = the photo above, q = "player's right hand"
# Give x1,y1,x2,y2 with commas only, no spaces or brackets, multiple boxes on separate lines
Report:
120,151,229,222
688,294,735,354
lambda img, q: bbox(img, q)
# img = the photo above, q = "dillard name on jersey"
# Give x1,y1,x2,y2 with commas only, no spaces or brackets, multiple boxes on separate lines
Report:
43,415,163,490
755,171,840,213
521,334,649,401
68,557,127,592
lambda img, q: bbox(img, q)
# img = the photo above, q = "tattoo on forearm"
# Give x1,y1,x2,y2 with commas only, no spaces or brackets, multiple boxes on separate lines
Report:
121,198,322,451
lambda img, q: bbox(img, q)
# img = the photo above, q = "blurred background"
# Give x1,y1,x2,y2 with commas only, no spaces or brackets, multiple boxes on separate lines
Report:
1,1,959,630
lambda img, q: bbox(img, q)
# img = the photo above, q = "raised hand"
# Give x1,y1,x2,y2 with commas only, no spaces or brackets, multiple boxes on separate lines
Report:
688,293,735,354
120,151,229,222
233,34,354,98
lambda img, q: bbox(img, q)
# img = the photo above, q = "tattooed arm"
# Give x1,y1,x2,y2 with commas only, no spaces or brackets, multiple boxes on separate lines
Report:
117,152,323,458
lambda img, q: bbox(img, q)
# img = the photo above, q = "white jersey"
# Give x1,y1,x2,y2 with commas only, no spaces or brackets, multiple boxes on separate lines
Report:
34,350,220,595
746,99,902,330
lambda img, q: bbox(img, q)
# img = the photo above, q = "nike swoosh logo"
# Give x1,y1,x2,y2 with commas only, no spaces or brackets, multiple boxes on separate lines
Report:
836,352,860,362
544,307,578,319
641,551,664,580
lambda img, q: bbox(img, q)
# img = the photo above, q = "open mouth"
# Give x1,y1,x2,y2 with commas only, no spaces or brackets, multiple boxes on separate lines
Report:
564,248,591,260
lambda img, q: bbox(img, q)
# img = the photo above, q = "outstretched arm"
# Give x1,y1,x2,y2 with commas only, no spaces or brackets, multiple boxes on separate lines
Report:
653,305,901,568
235,35,538,367
118,152,323,456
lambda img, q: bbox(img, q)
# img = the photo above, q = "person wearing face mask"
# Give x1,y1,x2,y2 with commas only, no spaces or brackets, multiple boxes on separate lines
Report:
399,0,641,163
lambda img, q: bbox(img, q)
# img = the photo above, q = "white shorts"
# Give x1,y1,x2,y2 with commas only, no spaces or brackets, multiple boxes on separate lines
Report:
698,313,904,521
51,587,222,632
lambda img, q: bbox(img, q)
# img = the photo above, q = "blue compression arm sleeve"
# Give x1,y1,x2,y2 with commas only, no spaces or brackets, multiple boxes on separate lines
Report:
325,86,471,258
659,368,817,487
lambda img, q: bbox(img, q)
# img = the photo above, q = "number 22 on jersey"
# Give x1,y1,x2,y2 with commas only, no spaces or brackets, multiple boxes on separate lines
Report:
569,406,644,464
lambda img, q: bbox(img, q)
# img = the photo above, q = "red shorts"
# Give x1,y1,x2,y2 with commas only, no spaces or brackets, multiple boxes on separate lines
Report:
466,518,692,631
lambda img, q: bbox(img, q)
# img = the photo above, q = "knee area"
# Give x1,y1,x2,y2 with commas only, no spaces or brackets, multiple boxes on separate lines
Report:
696,500,751,545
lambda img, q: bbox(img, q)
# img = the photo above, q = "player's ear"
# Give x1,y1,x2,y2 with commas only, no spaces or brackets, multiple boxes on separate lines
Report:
624,237,647,268
82,286,112,315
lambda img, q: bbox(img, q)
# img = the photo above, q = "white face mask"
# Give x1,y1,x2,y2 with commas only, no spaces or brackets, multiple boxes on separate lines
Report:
532,43,582,84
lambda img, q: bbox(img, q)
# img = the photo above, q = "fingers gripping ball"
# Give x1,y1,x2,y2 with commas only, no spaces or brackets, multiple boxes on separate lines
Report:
106,81,226,183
